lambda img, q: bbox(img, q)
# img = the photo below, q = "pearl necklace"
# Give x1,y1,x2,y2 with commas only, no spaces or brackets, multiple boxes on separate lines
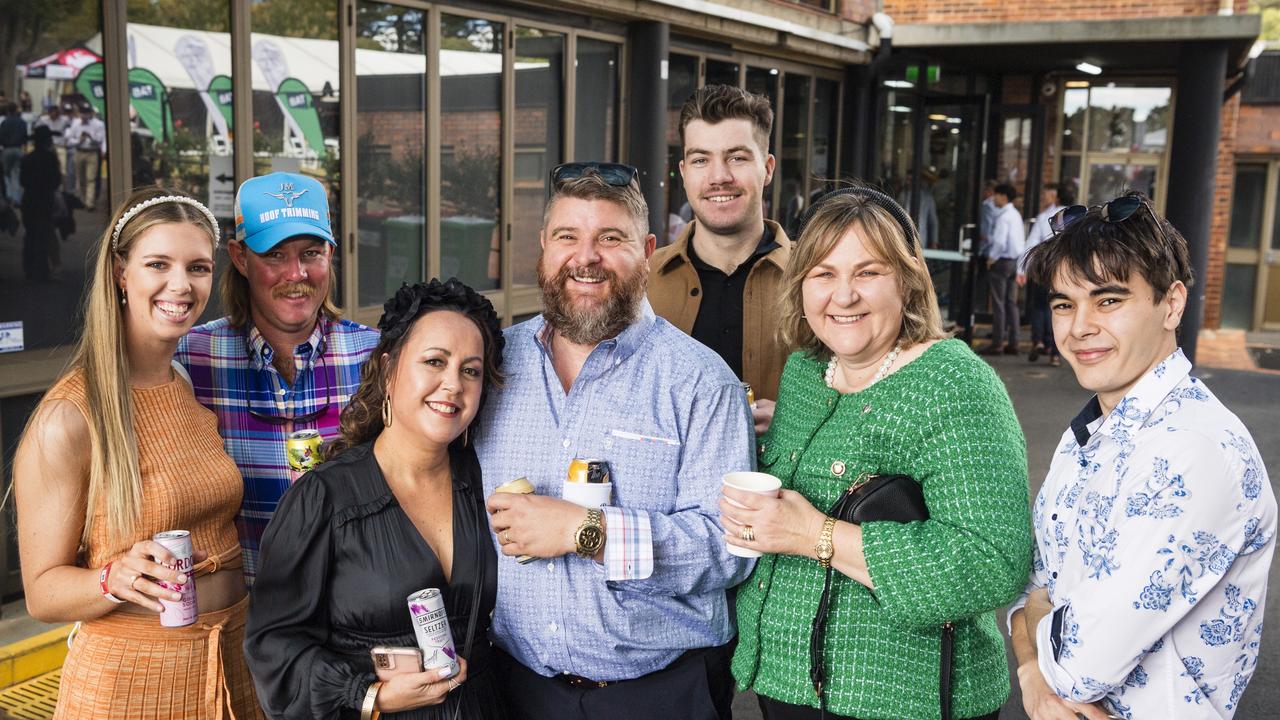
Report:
825,344,903,391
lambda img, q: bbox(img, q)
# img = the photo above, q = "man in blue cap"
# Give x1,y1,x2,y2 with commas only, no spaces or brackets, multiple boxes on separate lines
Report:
175,172,379,585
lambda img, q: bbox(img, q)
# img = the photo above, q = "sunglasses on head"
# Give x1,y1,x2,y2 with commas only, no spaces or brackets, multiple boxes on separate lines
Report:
550,162,639,189
1049,194,1146,236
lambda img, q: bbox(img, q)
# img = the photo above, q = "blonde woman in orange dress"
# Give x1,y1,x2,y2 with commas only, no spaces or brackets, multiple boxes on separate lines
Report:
14,187,263,719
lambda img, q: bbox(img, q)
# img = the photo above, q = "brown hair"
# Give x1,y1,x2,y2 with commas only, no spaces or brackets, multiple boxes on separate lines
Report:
780,193,947,357
679,84,774,154
1024,191,1193,302
329,279,505,457
220,242,341,328
543,172,650,237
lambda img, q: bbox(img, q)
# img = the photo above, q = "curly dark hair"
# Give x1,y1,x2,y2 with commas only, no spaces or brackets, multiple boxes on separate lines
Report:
329,278,505,457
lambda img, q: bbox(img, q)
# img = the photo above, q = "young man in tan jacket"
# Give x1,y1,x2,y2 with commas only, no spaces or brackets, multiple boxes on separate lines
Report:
649,84,791,434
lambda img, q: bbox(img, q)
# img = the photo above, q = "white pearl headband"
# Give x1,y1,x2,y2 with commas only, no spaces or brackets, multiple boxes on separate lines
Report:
111,195,220,251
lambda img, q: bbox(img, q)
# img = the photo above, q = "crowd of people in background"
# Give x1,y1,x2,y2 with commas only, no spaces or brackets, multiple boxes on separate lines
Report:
7,84,1276,720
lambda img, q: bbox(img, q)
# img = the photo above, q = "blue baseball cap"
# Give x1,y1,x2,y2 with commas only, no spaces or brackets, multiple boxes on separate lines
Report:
234,172,336,253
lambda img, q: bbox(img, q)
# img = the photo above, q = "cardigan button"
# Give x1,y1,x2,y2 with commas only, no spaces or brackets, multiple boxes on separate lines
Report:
790,451,798,462
831,461,846,477
758,443,767,454
758,580,764,590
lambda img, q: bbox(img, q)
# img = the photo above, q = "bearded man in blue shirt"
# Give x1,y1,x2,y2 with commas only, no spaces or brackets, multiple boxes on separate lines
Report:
477,163,755,720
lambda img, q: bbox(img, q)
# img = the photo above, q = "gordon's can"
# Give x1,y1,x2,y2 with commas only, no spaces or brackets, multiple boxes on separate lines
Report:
407,588,460,677
568,458,609,484
741,382,756,408
153,530,198,627
286,429,325,480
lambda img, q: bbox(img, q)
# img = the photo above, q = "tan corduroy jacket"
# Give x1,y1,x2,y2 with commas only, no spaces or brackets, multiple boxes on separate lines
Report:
647,219,792,401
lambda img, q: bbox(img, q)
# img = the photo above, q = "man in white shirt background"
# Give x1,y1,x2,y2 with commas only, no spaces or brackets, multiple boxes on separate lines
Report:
1018,182,1072,366
66,104,104,211
1010,191,1275,720
981,183,1025,355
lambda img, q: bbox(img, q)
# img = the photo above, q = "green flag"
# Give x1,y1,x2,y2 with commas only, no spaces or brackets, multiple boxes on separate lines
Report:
275,77,326,157
73,62,107,117
127,67,173,141
208,75,234,131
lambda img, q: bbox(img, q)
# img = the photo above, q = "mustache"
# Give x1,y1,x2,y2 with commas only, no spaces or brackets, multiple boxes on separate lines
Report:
560,264,612,285
272,282,316,299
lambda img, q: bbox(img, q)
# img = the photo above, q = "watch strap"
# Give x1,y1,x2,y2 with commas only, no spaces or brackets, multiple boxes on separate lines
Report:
816,516,837,569
575,508,605,558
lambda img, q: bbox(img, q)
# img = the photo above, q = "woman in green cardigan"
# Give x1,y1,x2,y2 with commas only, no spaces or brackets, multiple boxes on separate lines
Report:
721,188,1033,720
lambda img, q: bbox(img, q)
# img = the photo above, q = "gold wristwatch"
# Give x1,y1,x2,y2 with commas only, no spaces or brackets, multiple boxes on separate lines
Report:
815,516,837,568
574,508,606,559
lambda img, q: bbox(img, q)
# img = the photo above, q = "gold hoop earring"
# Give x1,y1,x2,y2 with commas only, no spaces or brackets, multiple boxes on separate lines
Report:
381,394,393,428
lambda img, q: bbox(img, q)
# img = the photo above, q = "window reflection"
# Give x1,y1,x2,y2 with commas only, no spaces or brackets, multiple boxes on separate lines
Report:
1087,85,1170,153
2,0,108,351
665,54,698,244
780,73,810,237
440,15,502,292
1086,162,1156,206
575,38,619,162
355,4,425,307
512,27,564,288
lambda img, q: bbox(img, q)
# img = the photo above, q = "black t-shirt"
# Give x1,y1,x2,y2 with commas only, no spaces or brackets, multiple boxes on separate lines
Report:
687,225,778,379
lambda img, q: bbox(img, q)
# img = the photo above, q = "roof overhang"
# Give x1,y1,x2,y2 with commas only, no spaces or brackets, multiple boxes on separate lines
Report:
893,14,1261,75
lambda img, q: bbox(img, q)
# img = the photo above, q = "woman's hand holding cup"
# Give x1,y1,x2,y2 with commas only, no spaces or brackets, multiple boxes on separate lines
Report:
721,472,824,558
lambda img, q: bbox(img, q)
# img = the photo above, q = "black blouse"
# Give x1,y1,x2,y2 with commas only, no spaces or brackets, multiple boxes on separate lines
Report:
244,442,507,720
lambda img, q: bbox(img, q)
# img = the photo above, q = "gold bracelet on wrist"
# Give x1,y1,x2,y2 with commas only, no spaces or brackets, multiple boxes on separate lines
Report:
815,516,837,569
361,680,382,720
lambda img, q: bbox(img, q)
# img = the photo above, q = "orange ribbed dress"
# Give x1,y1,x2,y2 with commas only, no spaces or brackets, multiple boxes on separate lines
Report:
42,369,263,720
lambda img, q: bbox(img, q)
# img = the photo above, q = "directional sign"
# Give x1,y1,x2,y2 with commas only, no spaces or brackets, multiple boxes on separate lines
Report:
209,155,235,219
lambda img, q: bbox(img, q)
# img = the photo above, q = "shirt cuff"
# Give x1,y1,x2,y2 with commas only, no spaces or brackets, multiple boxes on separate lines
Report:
599,506,653,581
1035,602,1072,698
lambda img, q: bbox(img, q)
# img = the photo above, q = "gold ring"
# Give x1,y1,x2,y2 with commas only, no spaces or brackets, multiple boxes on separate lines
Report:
740,525,755,542
448,678,460,691
129,575,140,591
501,531,511,545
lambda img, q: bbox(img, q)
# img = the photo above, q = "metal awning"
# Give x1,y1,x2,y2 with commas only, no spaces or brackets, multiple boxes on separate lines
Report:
893,14,1261,74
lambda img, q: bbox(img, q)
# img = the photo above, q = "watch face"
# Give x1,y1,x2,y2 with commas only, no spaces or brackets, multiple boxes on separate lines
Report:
578,526,604,550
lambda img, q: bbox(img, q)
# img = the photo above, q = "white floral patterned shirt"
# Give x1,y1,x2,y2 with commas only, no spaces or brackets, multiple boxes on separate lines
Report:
1012,349,1275,718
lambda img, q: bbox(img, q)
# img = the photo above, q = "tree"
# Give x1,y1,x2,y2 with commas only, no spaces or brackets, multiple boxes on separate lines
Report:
1251,1,1280,43
0,0,90,99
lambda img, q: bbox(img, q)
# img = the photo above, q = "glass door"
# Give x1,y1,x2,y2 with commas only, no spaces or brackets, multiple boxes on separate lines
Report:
1225,160,1280,331
922,98,985,329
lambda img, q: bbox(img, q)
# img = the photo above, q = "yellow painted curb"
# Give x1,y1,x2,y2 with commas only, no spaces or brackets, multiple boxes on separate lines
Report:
0,626,72,689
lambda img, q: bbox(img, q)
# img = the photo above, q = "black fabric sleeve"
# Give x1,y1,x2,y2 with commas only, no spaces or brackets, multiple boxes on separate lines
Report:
244,473,374,719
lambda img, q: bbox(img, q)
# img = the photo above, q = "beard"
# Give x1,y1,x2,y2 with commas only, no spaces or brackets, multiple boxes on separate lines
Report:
538,255,648,346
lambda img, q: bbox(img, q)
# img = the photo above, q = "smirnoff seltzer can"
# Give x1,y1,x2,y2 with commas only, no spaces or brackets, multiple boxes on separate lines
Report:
407,588,460,677
153,530,197,627
286,429,325,481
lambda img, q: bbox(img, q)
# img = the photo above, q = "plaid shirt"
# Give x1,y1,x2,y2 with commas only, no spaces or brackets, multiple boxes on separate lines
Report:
175,315,379,584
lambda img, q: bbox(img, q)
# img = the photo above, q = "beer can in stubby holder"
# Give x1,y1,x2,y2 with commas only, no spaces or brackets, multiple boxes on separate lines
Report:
286,429,325,479
153,530,198,627
568,458,610,484
741,382,756,408
407,588,460,678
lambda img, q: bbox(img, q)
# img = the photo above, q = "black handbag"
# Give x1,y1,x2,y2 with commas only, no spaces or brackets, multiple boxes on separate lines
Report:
808,473,955,720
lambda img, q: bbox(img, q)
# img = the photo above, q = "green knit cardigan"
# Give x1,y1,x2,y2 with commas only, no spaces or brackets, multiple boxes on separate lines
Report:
732,340,1032,720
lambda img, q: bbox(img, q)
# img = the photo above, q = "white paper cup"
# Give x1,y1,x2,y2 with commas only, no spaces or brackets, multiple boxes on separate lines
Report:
721,471,782,558
562,481,612,508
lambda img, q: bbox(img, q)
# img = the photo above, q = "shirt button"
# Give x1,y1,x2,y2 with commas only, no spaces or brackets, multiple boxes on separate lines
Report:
1052,571,1058,579
1051,513,1058,521
562,439,571,448
547,562,555,573
548,622,558,632
831,461,846,477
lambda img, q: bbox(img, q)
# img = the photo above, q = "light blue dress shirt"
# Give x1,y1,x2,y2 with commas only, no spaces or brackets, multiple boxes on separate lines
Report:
475,300,755,681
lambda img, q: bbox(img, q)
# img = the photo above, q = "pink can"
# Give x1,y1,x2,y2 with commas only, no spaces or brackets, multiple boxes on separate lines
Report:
153,530,198,627
407,588,460,678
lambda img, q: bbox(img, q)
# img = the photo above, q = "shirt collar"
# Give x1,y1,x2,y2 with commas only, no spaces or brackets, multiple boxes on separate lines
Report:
1068,348,1191,447
532,297,657,366
245,315,330,371
686,224,778,275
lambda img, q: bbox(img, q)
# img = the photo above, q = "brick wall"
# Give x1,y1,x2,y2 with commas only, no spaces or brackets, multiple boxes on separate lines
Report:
1205,94,1241,329
882,0,1250,23
1236,104,1280,155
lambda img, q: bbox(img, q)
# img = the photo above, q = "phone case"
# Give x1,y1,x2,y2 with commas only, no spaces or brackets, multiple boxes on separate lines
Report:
370,646,424,680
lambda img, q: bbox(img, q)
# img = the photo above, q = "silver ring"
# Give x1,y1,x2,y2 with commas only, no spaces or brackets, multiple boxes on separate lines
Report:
740,525,755,542
448,678,460,691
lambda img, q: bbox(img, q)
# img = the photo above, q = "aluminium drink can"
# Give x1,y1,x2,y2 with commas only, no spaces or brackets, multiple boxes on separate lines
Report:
286,429,325,482
741,382,756,408
153,530,198,627
407,588,460,677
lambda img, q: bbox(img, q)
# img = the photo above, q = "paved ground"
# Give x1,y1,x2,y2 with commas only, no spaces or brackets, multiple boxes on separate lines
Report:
732,349,1280,719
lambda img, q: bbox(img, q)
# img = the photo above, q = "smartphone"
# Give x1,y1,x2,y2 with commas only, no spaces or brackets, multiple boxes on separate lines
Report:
370,646,424,680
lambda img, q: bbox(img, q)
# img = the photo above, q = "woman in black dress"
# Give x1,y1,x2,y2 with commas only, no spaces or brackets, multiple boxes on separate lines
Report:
246,279,509,719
